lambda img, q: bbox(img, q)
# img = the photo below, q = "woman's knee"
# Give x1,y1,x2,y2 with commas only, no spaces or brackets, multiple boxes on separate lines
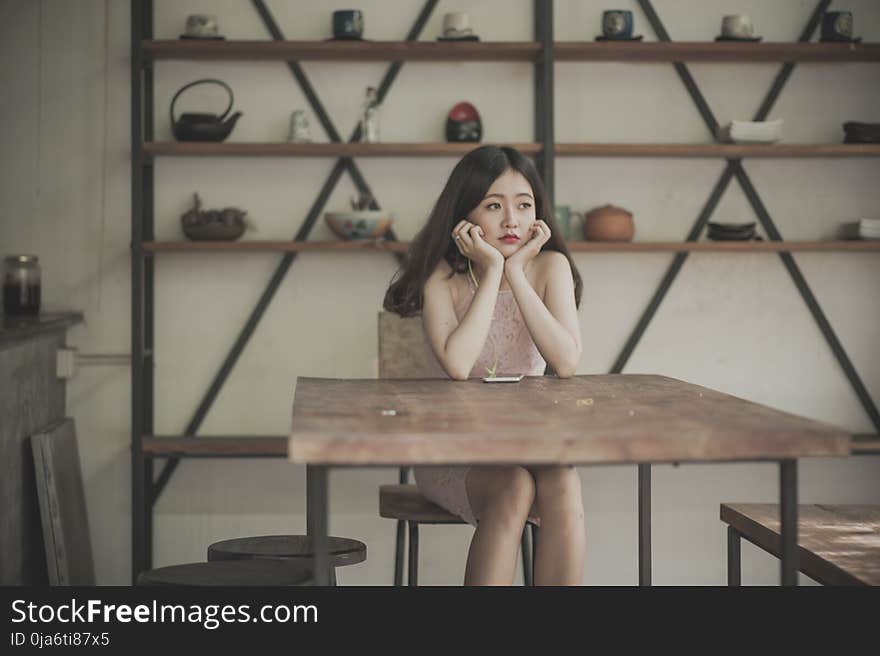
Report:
532,466,583,514
467,465,536,523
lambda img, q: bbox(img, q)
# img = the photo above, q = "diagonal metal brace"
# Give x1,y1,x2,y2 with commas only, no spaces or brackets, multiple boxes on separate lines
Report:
151,0,439,501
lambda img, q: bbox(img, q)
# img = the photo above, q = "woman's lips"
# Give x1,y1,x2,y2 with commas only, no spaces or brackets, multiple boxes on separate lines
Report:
500,235,520,243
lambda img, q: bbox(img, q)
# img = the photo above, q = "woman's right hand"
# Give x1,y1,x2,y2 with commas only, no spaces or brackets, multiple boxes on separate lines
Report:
451,220,504,271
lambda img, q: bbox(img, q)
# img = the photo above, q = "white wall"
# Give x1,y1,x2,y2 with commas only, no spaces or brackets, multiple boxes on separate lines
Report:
2,0,878,586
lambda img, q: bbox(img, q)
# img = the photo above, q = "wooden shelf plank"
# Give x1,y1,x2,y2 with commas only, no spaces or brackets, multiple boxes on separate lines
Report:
143,142,880,158
143,142,542,158
142,240,880,253
555,41,880,62
143,240,408,253
143,39,542,62
564,241,880,252
556,143,880,158
143,436,287,457
142,40,880,63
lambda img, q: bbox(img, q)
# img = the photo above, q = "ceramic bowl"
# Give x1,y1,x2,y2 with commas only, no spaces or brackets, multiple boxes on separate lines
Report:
325,211,393,240
707,222,756,241
708,222,756,233
181,208,246,241
719,119,783,144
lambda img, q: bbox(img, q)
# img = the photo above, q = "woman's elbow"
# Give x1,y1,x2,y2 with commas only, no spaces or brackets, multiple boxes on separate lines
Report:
442,362,470,381
553,352,581,379
555,365,577,379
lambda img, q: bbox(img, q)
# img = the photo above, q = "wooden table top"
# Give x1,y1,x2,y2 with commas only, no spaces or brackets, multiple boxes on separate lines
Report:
288,374,850,466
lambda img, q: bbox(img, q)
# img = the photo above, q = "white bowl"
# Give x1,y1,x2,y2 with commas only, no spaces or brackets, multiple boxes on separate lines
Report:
719,119,783,144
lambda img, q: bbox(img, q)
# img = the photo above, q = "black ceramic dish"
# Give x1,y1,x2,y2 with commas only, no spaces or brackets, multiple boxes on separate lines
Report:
595,35,643,41
708,233,756,241
843,122,880,144
708,222,756,231
708,222,757,241
714,36,763,42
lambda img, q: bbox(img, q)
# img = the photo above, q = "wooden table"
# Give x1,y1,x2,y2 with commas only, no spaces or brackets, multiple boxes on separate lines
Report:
288,374,851,585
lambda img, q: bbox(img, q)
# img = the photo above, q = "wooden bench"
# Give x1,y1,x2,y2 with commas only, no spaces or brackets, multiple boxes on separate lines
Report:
721,503,880,586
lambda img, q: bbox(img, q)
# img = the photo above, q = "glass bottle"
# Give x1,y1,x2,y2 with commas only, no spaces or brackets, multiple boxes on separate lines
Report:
3,255,42,316
361,86,380,143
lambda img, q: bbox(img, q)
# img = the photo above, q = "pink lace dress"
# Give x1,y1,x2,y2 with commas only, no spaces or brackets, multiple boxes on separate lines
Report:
413,274,546,527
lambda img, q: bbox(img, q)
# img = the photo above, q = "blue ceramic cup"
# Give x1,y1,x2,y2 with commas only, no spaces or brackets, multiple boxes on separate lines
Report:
332,10,364,40
602,10,633,39
821,11,855,42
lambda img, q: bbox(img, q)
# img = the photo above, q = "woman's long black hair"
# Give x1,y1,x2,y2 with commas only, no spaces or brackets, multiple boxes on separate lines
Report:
383,145,583,317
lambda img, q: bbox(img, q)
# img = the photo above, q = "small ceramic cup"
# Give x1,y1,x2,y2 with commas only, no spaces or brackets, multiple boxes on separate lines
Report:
721,14,755,39
602,10,633,39
553,205,584,241
442,12,473,38
332,10,364,40
184,14,219,38
821,11,856,42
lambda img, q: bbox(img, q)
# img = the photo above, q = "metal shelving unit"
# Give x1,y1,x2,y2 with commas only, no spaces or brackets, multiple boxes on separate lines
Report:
131,0,879,583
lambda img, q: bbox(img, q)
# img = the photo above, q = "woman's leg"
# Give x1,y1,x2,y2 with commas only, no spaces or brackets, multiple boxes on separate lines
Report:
464,465,536,585
528,465,585,585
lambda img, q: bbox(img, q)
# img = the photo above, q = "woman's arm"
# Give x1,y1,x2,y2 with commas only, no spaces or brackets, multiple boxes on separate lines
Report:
422,262,503,380
506,251,582,378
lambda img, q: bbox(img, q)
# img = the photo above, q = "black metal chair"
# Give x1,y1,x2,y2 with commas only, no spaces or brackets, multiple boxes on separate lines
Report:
379,482,537,585
377,311,538,586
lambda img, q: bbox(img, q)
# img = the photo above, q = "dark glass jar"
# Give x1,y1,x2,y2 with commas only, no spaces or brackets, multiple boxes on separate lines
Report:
3,255,42,316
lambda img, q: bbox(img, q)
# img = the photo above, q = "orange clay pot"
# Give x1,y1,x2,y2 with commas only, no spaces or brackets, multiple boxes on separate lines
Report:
582,204,635,242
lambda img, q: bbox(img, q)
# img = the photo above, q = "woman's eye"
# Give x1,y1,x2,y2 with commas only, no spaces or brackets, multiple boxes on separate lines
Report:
486,202,501,210
519,202,532,210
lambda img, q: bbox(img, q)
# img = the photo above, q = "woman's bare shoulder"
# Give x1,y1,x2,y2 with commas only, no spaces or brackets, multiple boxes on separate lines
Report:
425,260,455,296
430,258,453,278
534,250,570,298
536,250,570,272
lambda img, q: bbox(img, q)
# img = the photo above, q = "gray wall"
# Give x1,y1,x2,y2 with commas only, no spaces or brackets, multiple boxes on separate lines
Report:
1,0,878,585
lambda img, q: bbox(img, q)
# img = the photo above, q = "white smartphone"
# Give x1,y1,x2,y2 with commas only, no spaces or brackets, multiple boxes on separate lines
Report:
482,374,524,383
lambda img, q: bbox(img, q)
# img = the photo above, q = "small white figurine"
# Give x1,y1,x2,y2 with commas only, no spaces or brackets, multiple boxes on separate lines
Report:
288,110,312,143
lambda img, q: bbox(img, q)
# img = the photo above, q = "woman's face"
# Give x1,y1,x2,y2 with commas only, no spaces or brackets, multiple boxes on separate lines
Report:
466,169,536,257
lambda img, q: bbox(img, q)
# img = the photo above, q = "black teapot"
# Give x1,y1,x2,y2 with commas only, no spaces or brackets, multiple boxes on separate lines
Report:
170,78,242,142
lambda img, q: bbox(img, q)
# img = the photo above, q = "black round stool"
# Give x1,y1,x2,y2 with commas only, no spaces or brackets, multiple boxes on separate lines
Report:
207,535,367,586
137,559,313,586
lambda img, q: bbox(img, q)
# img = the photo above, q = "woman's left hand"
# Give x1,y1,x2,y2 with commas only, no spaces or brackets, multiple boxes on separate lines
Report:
504,220,551,273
